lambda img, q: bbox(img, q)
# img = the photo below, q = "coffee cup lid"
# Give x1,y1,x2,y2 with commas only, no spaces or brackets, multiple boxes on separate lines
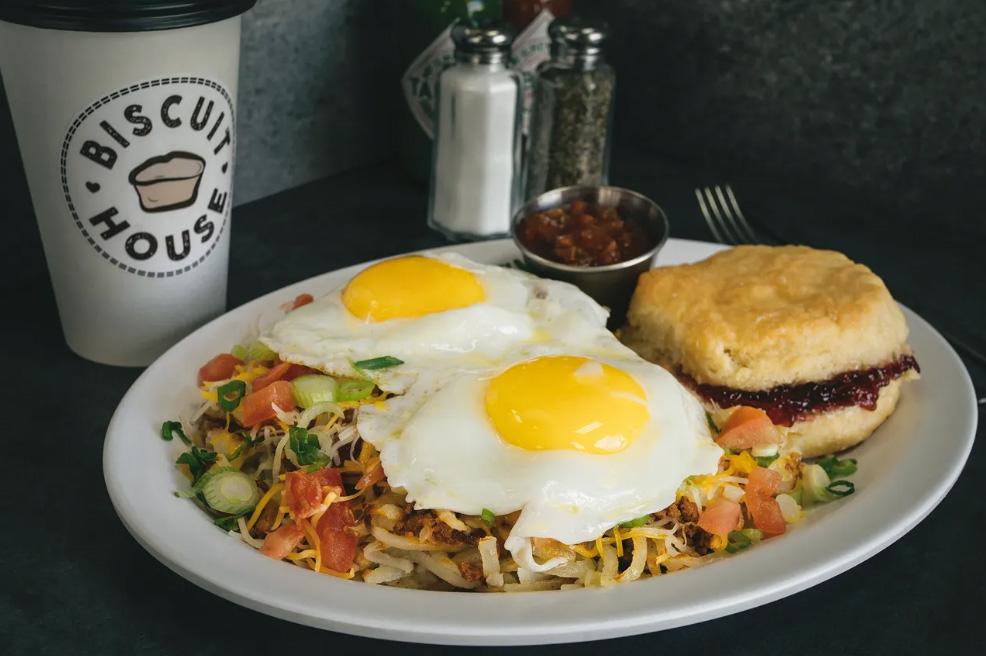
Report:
0,1,257,32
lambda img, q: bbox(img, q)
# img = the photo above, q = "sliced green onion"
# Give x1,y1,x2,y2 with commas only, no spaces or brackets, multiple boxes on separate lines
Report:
226,433,264,461
739,528,763,542
176,446,217,483
755,454,779,468
826,480,856,497
705,412,718,434
353,355,404,371
726,530,752,553
788,485,803,505
161,420,190,445
726,528,765,553
481,508,496,525
288,426,329,467
247,340,276,362
800,463,833,506
216,379,247,412
817,455,858,478
337,378,375,402
619,514,651,528
214,515,245,531
197,467,260,515
751,443,779,458
296,401,344,429
290,374,339,408
232,340,277,362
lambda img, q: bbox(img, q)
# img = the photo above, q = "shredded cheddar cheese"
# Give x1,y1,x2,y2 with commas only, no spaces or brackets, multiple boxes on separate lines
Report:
319,565,356,579
247,483,283,531
233,364,269,384
342,459,363,474
271,504,288,531
358,442,377,465
573,544,596,558
300,518,322,573
727,451,757,475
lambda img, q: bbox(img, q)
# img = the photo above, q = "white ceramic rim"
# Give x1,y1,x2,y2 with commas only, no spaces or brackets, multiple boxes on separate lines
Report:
103,238,979,645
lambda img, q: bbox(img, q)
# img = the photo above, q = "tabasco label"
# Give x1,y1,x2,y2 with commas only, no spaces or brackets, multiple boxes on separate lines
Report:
401,11,555,139
401,25,456,139
60,76,234,278
512,9,555,133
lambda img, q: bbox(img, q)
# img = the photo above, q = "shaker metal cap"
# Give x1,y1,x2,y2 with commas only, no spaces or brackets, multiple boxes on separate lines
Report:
451,19,516,53
548,16,609,54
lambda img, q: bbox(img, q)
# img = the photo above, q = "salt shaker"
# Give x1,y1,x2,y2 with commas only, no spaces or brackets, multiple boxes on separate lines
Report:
525,18,615,199
428,21,524,240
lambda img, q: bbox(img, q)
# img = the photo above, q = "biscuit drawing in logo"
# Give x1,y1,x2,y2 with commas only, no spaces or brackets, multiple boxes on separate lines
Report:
128,151,206,213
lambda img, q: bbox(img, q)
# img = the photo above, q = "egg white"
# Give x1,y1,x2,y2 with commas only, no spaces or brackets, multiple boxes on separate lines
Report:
260,253,627,392
357,356,723,572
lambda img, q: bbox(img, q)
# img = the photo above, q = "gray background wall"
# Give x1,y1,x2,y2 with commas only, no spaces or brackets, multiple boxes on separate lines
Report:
589,0,985,234
235,0,398,204
2,0,983,289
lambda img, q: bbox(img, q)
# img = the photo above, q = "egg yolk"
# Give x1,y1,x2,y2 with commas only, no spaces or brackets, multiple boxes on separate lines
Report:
484,356,649,454
342,256,486,321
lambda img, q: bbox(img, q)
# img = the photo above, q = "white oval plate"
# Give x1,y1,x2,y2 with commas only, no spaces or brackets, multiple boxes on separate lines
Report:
104,238,978,645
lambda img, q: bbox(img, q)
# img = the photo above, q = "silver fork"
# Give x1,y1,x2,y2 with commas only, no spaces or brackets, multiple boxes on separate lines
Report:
695,185,770,245
695,184,985,402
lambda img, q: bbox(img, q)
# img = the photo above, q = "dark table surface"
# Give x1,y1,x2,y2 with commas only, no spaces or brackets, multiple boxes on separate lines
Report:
3,156,983,655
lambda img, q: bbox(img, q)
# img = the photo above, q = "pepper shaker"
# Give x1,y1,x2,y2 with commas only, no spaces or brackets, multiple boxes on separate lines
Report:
428,20,524,240
525,17,615,199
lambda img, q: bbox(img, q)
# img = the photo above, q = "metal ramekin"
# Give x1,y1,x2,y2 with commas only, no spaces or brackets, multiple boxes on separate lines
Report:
510,185,669,325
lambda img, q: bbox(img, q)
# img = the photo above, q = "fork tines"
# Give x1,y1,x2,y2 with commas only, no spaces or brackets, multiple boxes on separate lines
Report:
695,185,761,245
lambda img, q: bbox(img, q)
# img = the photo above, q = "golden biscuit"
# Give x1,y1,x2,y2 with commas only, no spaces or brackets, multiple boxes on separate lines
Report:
621,245,918,456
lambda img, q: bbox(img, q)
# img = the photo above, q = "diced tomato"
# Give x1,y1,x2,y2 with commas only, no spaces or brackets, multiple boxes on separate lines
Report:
311,467,343,489
317,500,358,572
300,465,357,571
697,499,742,537
259,523,305,560
291,293,314,310
743,466,785,537
240,380,296,426
284,363,316,380
283,467,346,520
253,362,317,391
355,461,385,491
746,466,782,498
252,362,292,391
715,406,779,450
284,471,325,519
197,353,241,385
744,494,786,537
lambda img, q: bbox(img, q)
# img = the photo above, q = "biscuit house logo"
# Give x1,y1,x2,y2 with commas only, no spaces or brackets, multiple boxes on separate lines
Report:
129,151,206,213
60,77,235,277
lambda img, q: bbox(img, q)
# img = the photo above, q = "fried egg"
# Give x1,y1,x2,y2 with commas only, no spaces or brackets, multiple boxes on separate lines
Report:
357,354,723,571
261,253,629,392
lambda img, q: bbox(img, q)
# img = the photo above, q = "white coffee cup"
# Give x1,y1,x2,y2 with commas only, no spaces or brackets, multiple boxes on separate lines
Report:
0,1,256,365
